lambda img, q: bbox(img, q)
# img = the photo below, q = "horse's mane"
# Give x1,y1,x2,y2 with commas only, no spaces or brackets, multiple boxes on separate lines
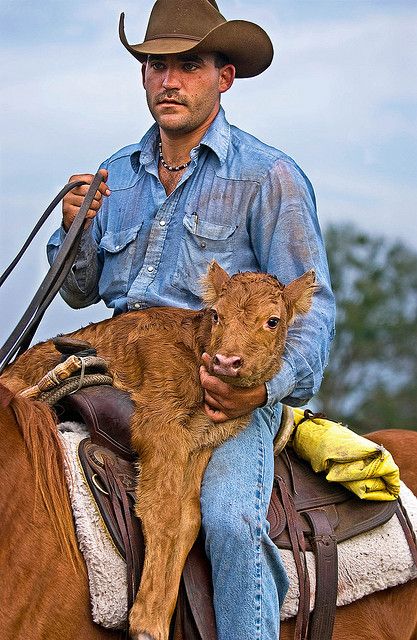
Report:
10,392,83,569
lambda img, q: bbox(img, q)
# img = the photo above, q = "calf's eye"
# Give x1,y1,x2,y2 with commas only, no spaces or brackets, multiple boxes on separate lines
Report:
211,310,219,324
266,317,280,329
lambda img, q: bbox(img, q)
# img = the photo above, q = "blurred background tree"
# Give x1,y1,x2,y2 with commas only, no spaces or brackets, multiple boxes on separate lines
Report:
317,224,417,434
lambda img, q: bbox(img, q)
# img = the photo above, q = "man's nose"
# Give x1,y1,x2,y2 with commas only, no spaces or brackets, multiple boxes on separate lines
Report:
162,67,181,90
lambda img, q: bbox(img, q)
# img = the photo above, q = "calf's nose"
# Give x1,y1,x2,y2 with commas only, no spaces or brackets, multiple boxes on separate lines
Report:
212,353,243,377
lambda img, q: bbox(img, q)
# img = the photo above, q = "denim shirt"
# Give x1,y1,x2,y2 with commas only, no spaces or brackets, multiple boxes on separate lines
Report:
48,107,335,407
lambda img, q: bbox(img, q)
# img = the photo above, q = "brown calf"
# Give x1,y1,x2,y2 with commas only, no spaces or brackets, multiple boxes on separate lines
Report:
2,261,317,640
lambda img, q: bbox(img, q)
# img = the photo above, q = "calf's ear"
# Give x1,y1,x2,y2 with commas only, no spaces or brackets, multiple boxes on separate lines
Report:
200,260,230,305
284,269,318,323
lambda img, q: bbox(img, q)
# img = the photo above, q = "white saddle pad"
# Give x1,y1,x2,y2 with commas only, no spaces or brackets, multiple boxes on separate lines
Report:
58,423,417,629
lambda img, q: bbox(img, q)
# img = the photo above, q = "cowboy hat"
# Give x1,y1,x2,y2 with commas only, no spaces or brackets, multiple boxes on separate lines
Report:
119,0,273,78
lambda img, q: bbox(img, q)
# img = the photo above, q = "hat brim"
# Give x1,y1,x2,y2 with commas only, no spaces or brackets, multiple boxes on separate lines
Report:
119,14,273,78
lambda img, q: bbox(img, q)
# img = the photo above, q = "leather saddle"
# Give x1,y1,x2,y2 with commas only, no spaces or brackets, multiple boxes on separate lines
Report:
56,385,415,640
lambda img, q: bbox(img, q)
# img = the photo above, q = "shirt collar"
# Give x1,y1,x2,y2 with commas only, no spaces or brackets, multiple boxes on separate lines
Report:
132,123,160,171
131,106,231,171
199,106,230,165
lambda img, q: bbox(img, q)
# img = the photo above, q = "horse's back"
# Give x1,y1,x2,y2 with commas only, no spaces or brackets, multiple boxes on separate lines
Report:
366,428,417,493
280,578,417,640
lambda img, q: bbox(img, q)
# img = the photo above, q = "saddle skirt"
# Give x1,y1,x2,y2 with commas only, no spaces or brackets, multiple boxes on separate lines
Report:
58,422,417,631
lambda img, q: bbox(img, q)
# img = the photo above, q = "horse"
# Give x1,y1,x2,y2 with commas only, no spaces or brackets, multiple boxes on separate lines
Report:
1,382,416,640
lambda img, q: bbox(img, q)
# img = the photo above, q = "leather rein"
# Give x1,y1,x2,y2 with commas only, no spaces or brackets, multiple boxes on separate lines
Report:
0,171,104,374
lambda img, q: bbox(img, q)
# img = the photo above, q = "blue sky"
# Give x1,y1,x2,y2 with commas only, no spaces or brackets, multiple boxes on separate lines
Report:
1,0,416,345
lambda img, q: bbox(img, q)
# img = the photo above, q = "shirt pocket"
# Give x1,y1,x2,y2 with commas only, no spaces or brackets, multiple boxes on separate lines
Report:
98,223,143,296
171,212,238,298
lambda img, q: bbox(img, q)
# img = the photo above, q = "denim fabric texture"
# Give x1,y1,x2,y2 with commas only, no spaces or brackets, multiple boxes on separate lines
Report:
47,107,335,639
201,404,289,639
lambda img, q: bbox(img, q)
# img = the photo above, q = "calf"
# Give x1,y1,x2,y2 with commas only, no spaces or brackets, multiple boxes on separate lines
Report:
2,261,317,640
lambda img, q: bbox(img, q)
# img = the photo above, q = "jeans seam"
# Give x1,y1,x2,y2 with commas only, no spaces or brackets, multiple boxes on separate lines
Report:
255,421,265,639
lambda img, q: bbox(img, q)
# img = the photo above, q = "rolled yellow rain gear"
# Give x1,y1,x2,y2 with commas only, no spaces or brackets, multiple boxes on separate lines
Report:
291,408,400,501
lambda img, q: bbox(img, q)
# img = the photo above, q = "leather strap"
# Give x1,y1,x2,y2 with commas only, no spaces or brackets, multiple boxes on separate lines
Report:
175,579,204,640
0,172,103,373
103,458,141,612
275,475,310,640
0,180,85,288
395,500,417,567
302,509,337,640
182,538,217,640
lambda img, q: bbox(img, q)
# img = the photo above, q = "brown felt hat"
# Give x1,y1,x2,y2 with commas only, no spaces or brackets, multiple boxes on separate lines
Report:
119,0,274,78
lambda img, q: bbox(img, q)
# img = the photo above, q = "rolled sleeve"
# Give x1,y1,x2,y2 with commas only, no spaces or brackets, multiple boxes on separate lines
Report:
46,224,101,308
265,343,323,408
265,359,296,407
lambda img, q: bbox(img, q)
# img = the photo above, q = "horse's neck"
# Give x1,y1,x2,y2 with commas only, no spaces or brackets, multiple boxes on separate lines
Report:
0,393,120,639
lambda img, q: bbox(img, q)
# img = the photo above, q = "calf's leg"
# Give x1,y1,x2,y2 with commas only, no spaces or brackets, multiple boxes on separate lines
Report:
129,438,212,640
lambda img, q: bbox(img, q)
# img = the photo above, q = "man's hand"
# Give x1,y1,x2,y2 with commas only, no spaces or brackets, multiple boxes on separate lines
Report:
199,353,267,423
62,168,110,231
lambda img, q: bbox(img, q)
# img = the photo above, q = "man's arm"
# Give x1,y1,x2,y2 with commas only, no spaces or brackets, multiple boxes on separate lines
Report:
46,169,110,308
250,157,335,407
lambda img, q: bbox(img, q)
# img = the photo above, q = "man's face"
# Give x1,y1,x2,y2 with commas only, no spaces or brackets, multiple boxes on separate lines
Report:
142,53,235,136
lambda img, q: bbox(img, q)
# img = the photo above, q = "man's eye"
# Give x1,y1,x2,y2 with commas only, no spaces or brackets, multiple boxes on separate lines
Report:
183,63,198,71
150,61,165,70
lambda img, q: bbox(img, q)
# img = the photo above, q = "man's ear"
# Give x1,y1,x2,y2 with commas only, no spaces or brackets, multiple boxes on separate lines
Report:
219,64,236,94
283,269,318,323
141,62,147,88
200,260,230,305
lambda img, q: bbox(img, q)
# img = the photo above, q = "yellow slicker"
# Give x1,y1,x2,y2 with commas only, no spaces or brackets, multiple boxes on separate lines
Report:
291,408,400,501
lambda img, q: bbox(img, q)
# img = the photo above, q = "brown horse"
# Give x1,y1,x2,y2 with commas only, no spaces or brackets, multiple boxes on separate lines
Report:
1,382,416,640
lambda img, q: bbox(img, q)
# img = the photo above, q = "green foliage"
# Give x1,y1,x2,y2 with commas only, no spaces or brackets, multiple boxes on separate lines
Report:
317,224,417,433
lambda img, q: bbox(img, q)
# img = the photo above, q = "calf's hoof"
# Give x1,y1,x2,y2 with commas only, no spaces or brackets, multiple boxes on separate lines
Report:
129,598,169,640
129,614,162,640
129,624,156,640
129,629,155,640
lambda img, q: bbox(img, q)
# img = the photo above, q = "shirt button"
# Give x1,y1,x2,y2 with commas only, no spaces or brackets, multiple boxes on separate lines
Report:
147,266,154,272
134,303,141,309
115,245,120,250
200,241,207,248
159,220,166,227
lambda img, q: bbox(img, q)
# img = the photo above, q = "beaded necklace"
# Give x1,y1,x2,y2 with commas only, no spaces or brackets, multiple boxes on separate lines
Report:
158,142,192,172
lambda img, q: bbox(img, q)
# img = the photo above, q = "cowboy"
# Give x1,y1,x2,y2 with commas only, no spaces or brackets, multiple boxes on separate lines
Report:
48,1,335,638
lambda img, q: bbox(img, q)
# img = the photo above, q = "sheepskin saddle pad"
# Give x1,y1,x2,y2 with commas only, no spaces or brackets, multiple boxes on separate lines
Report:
58,422,417,630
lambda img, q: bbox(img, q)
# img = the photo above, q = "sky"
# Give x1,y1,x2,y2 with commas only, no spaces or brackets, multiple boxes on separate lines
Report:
1,0,416,348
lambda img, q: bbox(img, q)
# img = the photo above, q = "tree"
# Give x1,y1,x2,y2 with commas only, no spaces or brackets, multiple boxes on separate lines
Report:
317,224,417,433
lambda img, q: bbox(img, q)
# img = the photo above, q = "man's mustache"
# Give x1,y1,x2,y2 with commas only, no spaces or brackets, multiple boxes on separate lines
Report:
156,92,187,105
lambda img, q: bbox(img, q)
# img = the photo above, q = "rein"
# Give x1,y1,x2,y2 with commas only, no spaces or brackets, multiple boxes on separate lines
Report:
0,172,104,374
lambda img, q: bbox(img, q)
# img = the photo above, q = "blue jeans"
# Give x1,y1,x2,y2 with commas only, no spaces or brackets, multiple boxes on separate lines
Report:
200,405,289,640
